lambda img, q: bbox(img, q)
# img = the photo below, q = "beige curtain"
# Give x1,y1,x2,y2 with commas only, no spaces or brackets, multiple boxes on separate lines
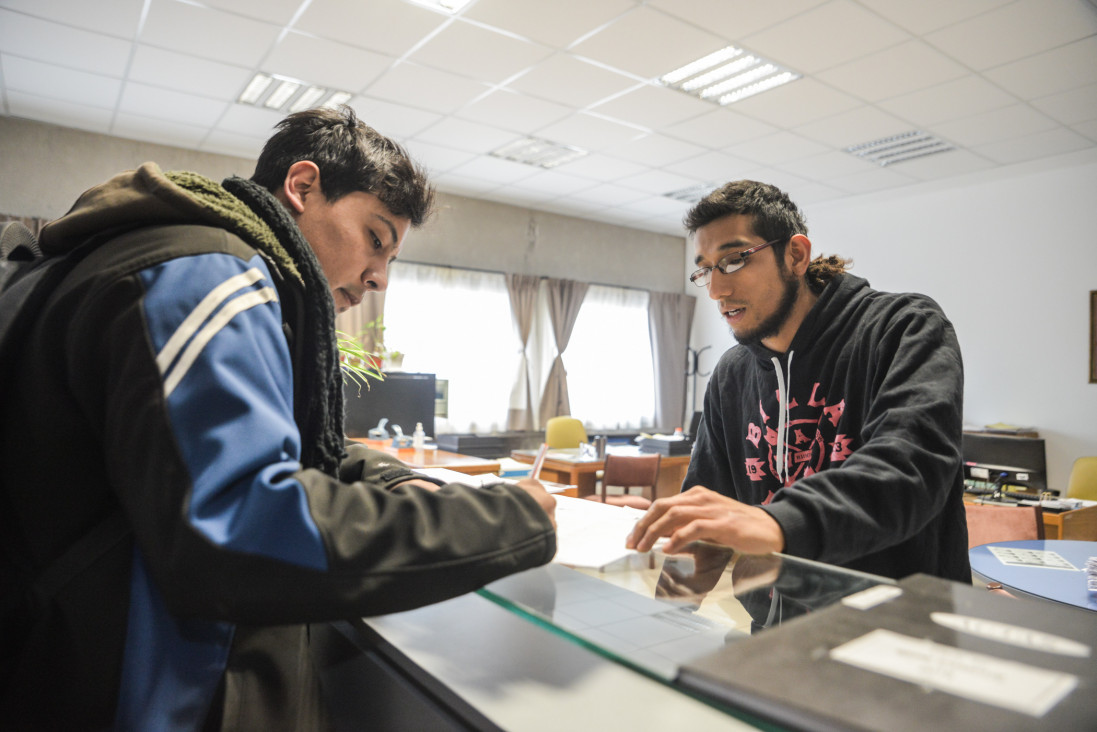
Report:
505,274,540,431
648,291,696,431
537,278,589,428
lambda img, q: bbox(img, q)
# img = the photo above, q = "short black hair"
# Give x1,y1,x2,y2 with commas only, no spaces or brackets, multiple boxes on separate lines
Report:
252,105,434,227
684,180,808,245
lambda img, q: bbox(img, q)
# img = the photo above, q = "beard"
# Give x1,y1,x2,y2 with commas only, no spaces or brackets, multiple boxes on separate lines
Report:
731,266,801,348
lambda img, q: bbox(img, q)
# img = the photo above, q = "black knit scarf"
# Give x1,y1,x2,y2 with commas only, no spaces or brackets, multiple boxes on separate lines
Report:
221,176,345,477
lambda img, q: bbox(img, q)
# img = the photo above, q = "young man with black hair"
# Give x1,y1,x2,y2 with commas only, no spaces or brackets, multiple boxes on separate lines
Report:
628,180,969,583
0,106,556,730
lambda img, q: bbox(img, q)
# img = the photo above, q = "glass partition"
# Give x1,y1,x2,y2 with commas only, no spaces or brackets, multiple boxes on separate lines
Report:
478,546,892,682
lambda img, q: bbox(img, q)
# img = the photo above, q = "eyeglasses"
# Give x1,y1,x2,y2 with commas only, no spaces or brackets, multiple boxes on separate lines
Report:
689,238,785,287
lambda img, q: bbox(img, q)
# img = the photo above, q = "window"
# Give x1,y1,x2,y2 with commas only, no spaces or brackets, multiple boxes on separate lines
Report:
565,284,655,430
381,262,519,433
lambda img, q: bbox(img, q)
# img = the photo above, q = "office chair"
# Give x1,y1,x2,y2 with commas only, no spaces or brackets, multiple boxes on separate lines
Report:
545,416,588,449
595,453,661,508
963,502,1044,549
1066,456,1097,501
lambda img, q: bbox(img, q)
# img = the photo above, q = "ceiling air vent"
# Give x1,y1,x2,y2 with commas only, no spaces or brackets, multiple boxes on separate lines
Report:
846,131,955,167
664,182,718,204
489,137,588,169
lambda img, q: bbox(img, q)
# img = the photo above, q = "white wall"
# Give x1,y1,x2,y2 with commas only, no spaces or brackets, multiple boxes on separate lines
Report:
685,150,1097,489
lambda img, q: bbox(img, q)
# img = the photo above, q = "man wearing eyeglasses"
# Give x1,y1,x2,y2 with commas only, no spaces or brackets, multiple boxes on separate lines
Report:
628,180,970,583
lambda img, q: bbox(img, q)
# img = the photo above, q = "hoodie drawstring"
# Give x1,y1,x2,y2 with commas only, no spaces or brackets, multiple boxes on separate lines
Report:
770,352,794,484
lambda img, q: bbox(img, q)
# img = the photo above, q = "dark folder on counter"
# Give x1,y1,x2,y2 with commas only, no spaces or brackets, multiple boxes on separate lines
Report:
676,573,1097,732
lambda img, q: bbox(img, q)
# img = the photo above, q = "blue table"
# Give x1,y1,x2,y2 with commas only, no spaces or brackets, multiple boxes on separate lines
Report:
970,539,1097,612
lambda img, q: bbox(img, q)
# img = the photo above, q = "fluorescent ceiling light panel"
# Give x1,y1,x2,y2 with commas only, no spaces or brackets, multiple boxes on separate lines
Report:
846,131,956,167
490,137,588,169
660,46,800,106
236,72,352,113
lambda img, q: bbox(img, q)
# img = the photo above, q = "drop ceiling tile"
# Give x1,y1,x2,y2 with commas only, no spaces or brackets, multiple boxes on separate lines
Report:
456,89,573,134
119,82,230,127
617,169,701,196
783,180,846,206
201,128,267,160
887,148,995,181
825,165,917,194
539,197,608,216
570,6,728,79
5,90,113,134
3,56,122,109
409,20,553,85
508,170,600,197
664,151,758,181
0,0,145,38
403,139,477,174
856,0,1013,35
536,113,646,152
590,85,714,130
0,11,131,75
933,104,1059,146
112,113,210,148
727,77,861,127
481,188,553,208
742,0,909,74
559,183,648,206
412,116,519,154
266,31,393,94
606,133,707,167
349,96,443,140
649,0,827,41
1032,84,1097,126
972,127,1094,165
507,54,637,108
924,0,1097,71
983,36,1097,101
877,75,1017,127
448,155,539,185
129,45,253,100
793,106,913,148
726,131,829,165
662,109,777,149
612,194,691,217
464,0,637,49
296,0,446,58
215,104,286,138
364,61,490,115
200,0,302,25
1071,118,1097,143
433,171,502,197
776,150,878,180
139,1,281,68
817,41,968,102
554,152,649,181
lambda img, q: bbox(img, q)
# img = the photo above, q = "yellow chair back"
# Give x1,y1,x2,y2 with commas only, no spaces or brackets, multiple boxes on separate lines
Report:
545,416,588,448
1066,456,1097,501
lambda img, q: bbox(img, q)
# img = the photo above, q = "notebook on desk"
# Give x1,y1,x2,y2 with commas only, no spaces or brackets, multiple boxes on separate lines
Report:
677,573,1097,732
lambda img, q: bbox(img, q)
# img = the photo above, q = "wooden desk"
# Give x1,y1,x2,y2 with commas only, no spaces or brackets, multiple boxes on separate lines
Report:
510,446,690,500
349,437,501,476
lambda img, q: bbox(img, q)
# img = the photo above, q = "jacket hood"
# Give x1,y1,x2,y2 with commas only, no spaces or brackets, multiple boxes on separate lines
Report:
38,163,287,272
741,272,872,367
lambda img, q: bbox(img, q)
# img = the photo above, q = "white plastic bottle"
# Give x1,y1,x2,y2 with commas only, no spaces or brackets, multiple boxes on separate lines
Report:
412,422,425,451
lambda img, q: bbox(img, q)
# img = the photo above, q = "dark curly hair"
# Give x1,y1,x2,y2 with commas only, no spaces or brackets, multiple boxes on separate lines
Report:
251,105,434,227
686,180,850,293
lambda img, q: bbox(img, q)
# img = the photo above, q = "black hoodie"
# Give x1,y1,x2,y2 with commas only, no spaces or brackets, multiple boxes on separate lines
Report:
686,273,970,581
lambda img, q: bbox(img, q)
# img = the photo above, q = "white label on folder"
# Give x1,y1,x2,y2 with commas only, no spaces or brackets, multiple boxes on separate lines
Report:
930,612,1090,658
830,629,1078,717
840,584,903,610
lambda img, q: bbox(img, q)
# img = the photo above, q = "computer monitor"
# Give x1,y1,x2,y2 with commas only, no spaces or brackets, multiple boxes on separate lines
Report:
344,372,436,439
